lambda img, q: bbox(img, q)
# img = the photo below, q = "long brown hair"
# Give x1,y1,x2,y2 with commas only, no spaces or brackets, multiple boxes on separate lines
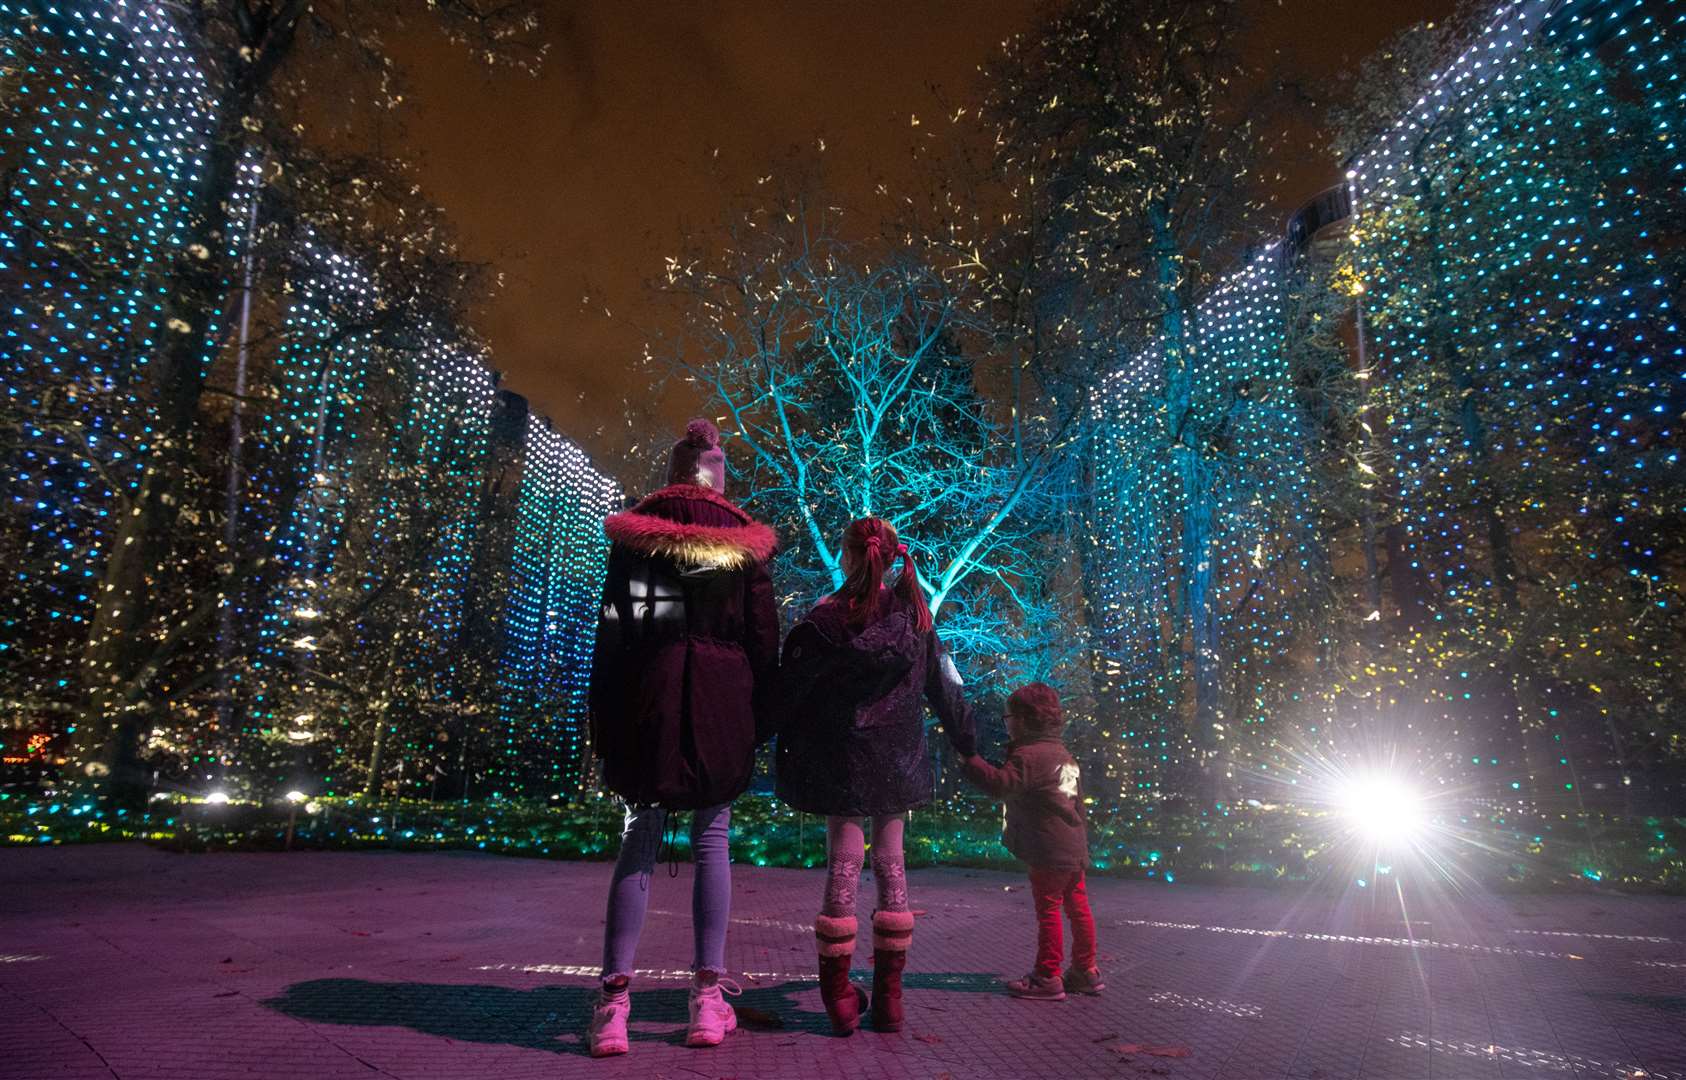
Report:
836,516,933,633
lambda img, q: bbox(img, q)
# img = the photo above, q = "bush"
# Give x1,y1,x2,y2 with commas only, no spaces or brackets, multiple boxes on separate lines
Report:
3,789,1680,893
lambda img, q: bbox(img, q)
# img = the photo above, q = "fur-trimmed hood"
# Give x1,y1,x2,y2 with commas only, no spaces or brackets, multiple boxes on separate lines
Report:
604,484,777,570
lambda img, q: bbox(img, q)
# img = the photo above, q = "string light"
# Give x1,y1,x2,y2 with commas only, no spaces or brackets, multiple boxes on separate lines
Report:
490,418,619,801
1,0,212,705
3,0,1680,891
1088,0,1683,819
1343,0,1685,797
3,0,618,804
1087,245,1315,800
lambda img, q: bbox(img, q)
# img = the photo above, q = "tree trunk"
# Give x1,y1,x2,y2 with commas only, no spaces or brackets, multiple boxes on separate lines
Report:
365,708,391,798
1152,207,1222,803
1436,242,1526,793
70,38,285,802
1180,449,1223,801
364,625,405,797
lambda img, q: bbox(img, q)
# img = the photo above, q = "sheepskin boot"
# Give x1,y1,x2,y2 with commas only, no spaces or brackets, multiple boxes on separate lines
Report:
815,914,867,1035
870,909,914,1032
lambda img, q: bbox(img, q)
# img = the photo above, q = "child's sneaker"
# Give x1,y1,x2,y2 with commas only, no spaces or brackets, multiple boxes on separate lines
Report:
684,973,741,1047
1063,967,1107,995
1006,972,1068,1001
587,982,631,1057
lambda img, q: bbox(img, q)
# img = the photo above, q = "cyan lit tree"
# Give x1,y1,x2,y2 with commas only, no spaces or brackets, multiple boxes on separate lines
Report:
653,192,1086,694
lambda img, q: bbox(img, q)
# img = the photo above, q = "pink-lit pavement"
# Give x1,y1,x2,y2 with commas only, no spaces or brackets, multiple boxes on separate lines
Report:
3,844,1685,1080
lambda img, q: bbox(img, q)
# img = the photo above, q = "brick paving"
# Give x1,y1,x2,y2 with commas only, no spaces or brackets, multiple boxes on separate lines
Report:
3,844,1684,1079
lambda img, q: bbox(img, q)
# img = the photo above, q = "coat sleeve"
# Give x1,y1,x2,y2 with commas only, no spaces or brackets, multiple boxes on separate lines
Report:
960,750,1034,798
771,618,824,726
743,560,781,745
588,544,630,754
923,631,976,757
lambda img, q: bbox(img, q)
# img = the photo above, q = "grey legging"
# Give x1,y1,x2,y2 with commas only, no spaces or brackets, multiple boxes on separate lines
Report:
601,803,731,979
821,813,909,917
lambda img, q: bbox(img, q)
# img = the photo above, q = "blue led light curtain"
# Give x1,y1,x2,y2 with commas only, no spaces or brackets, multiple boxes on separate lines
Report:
2,0,619,800
1087,249,1317,801
1,0,212,705
491,420,619,801
1084,0,1684,804
1344,0,1685,795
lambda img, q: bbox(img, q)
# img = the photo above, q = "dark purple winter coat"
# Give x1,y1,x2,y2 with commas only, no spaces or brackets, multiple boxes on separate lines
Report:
588,484,780,810
774,592,976,817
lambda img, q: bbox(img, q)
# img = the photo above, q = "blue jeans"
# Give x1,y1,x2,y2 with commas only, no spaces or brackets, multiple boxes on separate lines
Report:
600,803,731,979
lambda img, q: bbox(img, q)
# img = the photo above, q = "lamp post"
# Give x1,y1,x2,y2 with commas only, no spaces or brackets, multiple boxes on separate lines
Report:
284,790,307,851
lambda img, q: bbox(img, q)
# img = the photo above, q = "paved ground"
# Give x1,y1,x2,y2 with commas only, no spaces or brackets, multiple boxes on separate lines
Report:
2,845,1684,1080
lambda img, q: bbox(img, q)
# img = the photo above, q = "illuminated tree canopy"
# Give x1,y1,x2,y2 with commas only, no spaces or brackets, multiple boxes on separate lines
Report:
654,195,1088,697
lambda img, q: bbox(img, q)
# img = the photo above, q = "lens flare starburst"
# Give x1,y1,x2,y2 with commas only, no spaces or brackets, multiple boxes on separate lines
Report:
1333,773,1428,851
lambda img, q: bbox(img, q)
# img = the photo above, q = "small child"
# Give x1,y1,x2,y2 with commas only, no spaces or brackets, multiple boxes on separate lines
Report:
960,682,1104,1001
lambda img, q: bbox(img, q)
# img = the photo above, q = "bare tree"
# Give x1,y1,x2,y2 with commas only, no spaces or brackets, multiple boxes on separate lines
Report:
653,192,1084,692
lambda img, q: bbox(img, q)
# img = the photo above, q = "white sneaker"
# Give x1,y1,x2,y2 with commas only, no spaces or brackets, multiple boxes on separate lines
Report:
684,974,741,1048
587,984,631,1057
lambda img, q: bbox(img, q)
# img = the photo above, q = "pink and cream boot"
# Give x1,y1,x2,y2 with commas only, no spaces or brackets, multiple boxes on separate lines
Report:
870,910,914,1032
815,914,867,1035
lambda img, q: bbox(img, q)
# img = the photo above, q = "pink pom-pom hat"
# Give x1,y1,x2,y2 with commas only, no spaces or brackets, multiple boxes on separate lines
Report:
667,417,727,491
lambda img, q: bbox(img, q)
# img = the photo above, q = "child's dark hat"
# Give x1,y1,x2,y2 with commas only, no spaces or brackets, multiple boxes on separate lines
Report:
1007,682,1063,732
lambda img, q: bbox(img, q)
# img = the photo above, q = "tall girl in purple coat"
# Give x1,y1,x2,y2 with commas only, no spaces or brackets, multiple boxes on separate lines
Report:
584,419,780,1057
774,516,976,1036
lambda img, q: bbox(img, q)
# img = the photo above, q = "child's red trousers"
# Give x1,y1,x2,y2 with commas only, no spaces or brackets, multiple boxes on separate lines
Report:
1027,866,1097,977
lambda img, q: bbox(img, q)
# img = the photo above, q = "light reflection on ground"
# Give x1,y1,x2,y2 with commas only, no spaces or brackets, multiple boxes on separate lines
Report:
1388,1031,1679,1080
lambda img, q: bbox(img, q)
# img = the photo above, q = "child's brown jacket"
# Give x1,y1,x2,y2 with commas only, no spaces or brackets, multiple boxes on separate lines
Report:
961,731,1089,871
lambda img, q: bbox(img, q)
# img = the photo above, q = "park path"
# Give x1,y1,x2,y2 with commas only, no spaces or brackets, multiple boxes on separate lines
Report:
3,844,1685,1079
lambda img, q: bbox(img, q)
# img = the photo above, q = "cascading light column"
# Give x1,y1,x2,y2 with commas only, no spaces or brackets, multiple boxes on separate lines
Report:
491,416,619,803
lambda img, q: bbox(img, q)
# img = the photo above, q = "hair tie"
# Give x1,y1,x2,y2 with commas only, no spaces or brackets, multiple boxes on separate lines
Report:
896,544,909,558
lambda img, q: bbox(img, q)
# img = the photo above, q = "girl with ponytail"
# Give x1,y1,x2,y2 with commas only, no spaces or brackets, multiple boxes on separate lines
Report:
773,516,975,1037
834,517,933,634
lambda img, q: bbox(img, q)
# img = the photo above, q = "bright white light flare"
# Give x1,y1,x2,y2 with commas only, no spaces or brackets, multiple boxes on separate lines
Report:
1334,773,1426,848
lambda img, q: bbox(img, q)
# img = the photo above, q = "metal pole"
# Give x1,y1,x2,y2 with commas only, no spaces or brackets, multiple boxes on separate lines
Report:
215,164,263,755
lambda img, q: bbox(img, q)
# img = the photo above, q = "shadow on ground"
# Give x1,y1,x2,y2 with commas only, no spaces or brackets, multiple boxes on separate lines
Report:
1587,992,1686,1016
264,972,1003,1055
